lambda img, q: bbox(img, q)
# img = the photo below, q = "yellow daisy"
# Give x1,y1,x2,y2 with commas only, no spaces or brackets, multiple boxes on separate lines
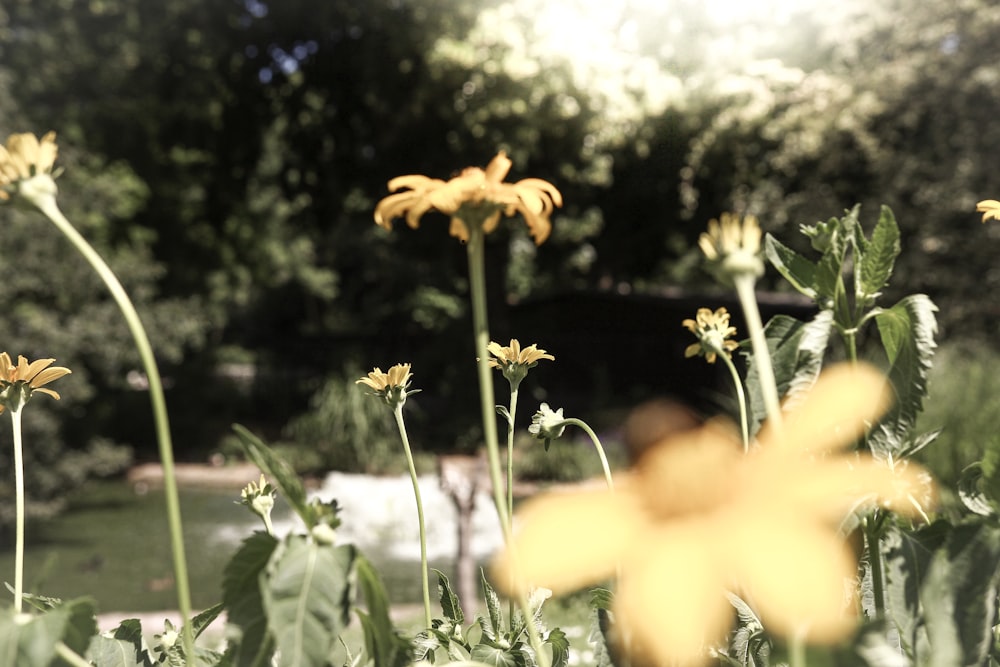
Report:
682,307,741,364
0,132,59,200
373,152,562,244
975,199,1000,223
0,352,72,413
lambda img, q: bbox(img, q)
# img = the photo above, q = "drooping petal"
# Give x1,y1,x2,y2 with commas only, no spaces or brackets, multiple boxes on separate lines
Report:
492,487,642,596
732,517,858,643
759,363,892,454
615,524,732,666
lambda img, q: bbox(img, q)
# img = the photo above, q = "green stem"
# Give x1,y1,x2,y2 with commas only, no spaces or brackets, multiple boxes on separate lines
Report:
34,197,196,660
787,630,808,667
506,385,519,529
55,642,92,667
11,408,24,613
393,403,432,628
721,354,750,452
734,274,782,429
561,418,614,491
465,226,548,667
865,513,886,619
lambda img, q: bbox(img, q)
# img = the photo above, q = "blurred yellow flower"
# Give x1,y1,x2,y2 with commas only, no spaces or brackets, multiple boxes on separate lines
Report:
699,212,764,278
682,307,740,364
373,152,562,244
0,352,72,414
975,199,1000,223
492,364,933,666
0,132,59,201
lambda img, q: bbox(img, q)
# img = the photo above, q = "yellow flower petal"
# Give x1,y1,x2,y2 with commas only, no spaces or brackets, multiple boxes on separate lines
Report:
492,488,642,596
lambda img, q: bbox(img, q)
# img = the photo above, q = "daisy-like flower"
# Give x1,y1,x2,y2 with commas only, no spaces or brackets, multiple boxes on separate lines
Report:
975,199,1000,223
373,151,562,244
0,353,72,414
699,212,765,279
528,403,566,450
486,338,554,387
356,363,416,408
492,364,933,666
239,474,277,535
0,132,59,202
682,307,741,364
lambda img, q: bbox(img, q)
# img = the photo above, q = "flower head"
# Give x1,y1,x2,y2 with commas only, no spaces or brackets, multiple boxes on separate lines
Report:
699,212,765,279
0,132,59,202
493,364,933,665
356,363,416,408
0,353,72,414
682,307,740,364
976,199,1000,223
239,474,277,534
528,403,566,450
487,338,554,387
373,152,562,244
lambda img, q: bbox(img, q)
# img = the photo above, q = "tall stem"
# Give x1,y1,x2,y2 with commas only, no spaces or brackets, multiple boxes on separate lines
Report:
734,274,782,429
33,197,195,660
465,227,548,667
505,386,519,529
393,404,432,628
721,354,750,452
11,408,24,613
561,418,614,491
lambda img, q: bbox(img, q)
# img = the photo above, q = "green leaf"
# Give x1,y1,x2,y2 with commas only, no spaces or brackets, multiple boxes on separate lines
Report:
764,235,819,301
956,464,1000,517
744,310,833,433
546,628,570,667
859,205,901,304
882,524,945,656
231,424,312,527
872,295,938,451
0,601,95,667
189,602,224,640
470,643,519,667
355,555,411,667
433,569,465,625
222,531,279,667
262,537,356,667
481,570,504,639
86,617,151,667
920,522,1000,666
60,598,99,658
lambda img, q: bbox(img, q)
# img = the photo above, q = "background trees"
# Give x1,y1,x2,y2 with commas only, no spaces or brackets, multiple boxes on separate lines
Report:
0,0,996,493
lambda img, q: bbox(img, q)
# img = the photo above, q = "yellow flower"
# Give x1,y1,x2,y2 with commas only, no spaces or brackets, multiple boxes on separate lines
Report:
487,339,554,387
0,132,59,201
0,352,72,414
976,199,1000,223
682,307,740,364
356,363,415,408
492,364,933,666
699,212,765,278
373,151,562,244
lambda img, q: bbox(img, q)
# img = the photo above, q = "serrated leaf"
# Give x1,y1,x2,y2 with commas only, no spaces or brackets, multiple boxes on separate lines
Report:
545,628,570,667
859,206,901,303
920,522,1000,666
587,607,616,667
764,235,819,300
231,424,312,527
873,295,938,450
222,531,279,667
262,537,356,667
86,617,151,667
0,606,72,667
433,569,465,625
744,311,832,433
189,602,224,640
481,571,503,639
882,524,941,655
